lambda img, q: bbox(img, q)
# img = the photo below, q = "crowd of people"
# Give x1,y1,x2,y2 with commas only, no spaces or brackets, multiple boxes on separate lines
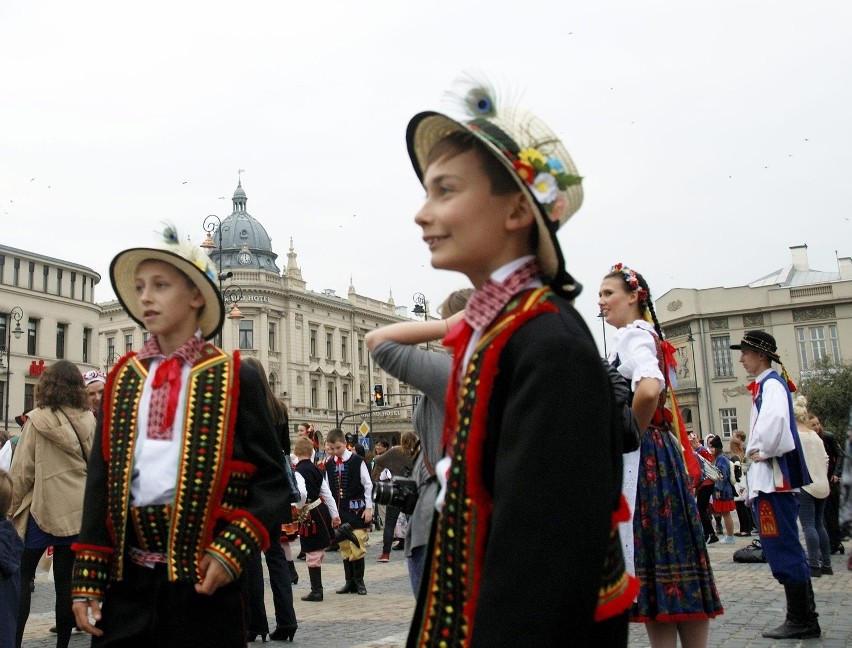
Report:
1,75,851,648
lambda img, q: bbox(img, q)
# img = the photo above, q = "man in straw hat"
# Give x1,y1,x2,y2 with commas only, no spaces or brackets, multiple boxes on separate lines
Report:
404,79,633,647
70,227,288,646
731,330,818,639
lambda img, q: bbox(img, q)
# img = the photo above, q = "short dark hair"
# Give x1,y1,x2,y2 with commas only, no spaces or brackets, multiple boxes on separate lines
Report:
326,428,345,444
426,130,520,196
35,360,89,411
375,439,390,450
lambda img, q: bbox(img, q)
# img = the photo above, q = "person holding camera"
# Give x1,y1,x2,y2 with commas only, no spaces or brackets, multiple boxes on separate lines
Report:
372,432,419,562
366,289,471,595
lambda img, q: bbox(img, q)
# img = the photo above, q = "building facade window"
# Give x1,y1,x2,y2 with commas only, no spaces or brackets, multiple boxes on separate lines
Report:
83,328,91,363
358,338,364,365
239,320,254,349
125,333,133,353
56,268,63,296
311,380,318,408
27,319,38,355
268,322,276,351
107,337,116,364
13,259,20,286
0,314,6,345
326,332,333,359
42,266,49,292
82,276,86,302
310,329,317,357
719,408,738,438
56,323,67,359
711,335,734,378
28,262,34,290
341,336,348,362
327,382,334,409
24,384,36,413
71,272,77,299
796,324,841,370
342,384,349,410
269,373,277,395
0,255,4,282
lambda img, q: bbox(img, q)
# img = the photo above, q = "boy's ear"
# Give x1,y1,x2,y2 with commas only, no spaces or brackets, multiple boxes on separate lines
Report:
505,195,535,232
190,286,206,310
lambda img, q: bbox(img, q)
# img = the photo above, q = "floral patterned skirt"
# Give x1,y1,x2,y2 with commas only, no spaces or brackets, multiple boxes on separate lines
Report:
631,426,724,622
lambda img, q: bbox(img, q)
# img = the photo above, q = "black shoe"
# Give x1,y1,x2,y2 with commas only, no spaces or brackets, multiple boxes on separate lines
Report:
762,620,821,639
269,625,297,641
809,566,822,578
821,564,834,575
831,543,845,555
296,550,306,560
392,540,405,551
352,557,367,595
247,631,268,642
336,561,357,594
707,534,720,544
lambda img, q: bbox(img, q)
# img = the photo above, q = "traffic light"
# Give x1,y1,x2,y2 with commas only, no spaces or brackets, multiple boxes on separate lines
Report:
374,384,385,407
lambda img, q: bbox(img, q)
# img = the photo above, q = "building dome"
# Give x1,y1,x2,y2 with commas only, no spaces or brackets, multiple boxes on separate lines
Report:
210,180,280,274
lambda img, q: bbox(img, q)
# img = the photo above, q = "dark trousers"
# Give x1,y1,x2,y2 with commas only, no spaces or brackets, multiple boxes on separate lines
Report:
696,484,714,536
824,483,842,546
753,492,810,584
735,499,755,533
90,560,245,647
265,539,297,628
17,545,75,648
382,505,401,554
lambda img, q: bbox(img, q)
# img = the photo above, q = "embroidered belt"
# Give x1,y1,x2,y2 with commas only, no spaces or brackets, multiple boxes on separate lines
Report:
128,545,168,569
304,498,323,512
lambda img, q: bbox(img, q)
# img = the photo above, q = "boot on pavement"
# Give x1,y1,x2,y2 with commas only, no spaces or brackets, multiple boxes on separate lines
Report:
336,559,357,594
287,559,299,585
761,582,821,639
301,567,324,602
352,557,367,595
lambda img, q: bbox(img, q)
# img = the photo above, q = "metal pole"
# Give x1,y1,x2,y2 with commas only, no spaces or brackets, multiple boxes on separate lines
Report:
3,306,23,431
688,330,702,439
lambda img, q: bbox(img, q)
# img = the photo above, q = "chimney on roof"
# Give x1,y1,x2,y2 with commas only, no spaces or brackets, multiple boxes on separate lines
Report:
839,256,852,281
790,244,809,271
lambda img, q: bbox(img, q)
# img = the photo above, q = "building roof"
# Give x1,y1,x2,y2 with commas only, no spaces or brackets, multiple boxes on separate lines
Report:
749,266,840,288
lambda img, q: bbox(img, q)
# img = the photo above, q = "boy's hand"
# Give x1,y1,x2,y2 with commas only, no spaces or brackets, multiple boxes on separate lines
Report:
73,599,104,637
331,516,341,528
194,554,234,595
362,509,373,524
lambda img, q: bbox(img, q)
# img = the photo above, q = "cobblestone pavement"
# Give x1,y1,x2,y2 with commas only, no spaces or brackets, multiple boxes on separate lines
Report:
20,531,851,647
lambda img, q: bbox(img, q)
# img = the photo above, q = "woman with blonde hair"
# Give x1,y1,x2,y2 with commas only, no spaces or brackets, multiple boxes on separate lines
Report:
793,395,832,578
10,360,95,648
729,431,754,536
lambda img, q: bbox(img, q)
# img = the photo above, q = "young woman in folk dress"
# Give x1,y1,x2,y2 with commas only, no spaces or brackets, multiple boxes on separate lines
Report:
599,264,723,648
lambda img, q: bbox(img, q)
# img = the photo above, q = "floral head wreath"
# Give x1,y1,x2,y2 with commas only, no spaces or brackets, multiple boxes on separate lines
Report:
611,263,649,303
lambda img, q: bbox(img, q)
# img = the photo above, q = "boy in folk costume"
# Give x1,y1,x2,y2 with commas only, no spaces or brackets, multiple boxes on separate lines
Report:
405,79,634,648
324,428,373,595
292,437,340,602
731,331,818,639
70,228,288,647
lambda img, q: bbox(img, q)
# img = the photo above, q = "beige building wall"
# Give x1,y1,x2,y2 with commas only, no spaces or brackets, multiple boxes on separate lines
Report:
0,245,101,433
656,245,852,445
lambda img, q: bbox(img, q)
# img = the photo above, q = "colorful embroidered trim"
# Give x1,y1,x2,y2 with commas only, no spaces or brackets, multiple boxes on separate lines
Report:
207,515,266,578
70,546,113,600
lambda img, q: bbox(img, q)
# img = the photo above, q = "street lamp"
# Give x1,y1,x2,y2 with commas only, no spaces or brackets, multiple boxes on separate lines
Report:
202,214,244,344
687,329,703,439
2,306,24,431
104,351,121,374
412,293,429,350
597,311,608,356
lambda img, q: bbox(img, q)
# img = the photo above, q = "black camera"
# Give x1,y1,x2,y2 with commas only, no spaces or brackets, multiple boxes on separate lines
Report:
373,477,419,515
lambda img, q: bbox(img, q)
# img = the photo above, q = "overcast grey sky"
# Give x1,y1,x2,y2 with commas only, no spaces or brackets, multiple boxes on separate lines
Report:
2,1,850,349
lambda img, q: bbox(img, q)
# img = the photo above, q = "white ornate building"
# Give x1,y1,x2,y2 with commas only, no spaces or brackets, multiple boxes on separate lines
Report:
656,245,852,442
0,245,102,432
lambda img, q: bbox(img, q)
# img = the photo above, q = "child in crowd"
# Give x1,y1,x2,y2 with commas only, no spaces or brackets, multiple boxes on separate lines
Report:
70,227,288,647
404,79,630,646
709,435,736,543
1,470,23,648
325,428,372,595
293,436,340,603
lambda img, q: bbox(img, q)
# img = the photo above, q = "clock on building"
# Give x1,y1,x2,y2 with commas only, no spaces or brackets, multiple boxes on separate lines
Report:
238,250,252,265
